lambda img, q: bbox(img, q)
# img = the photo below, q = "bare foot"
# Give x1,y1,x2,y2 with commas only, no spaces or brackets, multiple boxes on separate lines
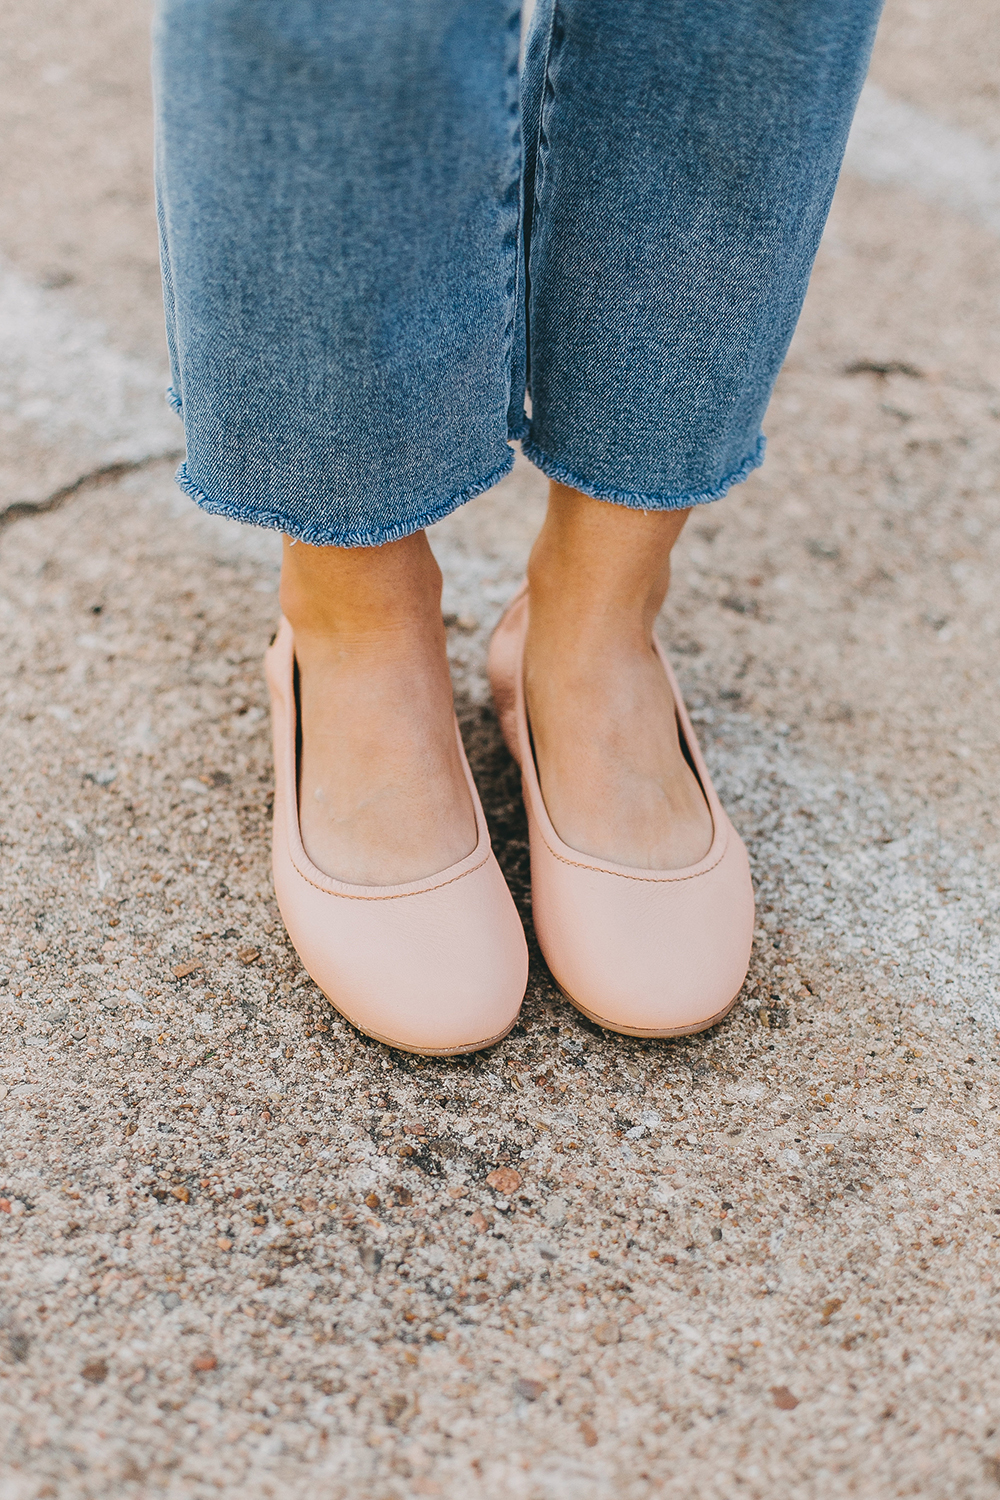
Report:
522,483,713,871
281,534,477,886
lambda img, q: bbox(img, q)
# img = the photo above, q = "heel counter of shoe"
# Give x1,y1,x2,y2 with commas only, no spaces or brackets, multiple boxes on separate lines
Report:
487,592,527,763
264,619,294,881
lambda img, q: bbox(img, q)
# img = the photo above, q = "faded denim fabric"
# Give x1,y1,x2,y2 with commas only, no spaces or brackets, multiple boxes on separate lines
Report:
153,0,882,547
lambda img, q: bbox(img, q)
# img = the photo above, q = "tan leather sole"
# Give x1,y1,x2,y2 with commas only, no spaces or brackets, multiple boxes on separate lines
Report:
310,992,519,1058
554,980,743,1039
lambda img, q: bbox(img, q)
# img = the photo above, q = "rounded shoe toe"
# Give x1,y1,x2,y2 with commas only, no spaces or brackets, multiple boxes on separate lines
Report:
529,815,754,1037
276,852,527,1054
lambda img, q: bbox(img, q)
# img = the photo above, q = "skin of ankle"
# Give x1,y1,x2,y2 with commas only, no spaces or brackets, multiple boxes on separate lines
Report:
522,482,712,869
526,481,690,643
277,532,477,884
280,530,446,644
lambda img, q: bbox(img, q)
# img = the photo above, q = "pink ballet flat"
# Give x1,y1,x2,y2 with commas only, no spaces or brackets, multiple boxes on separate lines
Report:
487,586,754,1037
265,618,528,1055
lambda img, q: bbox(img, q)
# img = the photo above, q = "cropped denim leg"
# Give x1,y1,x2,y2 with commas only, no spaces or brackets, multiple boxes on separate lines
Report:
153,1,524,547
520,0,883,508
152,0,883,546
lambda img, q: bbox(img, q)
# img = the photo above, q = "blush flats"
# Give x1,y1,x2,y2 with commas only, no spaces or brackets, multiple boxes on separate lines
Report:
264,591,752,1055
487,586,754,1037
264,618,528,1056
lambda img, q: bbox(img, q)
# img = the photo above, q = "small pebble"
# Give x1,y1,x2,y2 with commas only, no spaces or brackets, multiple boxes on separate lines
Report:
485,1167,521,1195
514,1378,545,1402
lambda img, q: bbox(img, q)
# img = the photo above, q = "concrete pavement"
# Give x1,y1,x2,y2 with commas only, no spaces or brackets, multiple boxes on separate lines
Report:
1,2,999,1496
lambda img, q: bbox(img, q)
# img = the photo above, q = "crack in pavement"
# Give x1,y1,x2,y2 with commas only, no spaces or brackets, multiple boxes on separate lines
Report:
0,453,184,536
0,255,181,516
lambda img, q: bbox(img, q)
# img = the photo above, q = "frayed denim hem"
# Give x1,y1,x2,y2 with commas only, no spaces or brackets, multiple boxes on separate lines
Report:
166,386,184,416
174,450,516,548
520,433,767,510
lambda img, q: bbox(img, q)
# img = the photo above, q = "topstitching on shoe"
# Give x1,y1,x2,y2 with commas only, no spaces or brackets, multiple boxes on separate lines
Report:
286,845,494,903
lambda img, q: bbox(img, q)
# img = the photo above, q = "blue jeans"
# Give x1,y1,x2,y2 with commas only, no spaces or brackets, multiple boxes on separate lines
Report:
153,0,882,547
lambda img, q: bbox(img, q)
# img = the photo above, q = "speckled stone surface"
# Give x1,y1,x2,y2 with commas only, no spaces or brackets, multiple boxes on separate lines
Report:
2,1,1000,1496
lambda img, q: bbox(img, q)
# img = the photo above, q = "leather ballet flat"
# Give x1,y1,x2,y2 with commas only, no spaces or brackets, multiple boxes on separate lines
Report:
265,618,528,1055
487,586,754,1037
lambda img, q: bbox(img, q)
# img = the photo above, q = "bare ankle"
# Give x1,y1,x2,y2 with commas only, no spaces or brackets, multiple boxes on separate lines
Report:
282,531,476,884
526,481,691,645
279,529,444,645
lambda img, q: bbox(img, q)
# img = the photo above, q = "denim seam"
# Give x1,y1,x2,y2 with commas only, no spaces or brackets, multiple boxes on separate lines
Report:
524,0,560,405
534,2,560,206
166,385,183,416
501,2,525,446
520,433,767,510
174,451,516,549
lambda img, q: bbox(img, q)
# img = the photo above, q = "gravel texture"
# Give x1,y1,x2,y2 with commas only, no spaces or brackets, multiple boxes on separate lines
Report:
2,1,1000,1496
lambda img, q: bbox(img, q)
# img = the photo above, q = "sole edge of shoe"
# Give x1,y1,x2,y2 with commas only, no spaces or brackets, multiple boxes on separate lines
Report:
555,981,743,1039
312,990,520,1058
